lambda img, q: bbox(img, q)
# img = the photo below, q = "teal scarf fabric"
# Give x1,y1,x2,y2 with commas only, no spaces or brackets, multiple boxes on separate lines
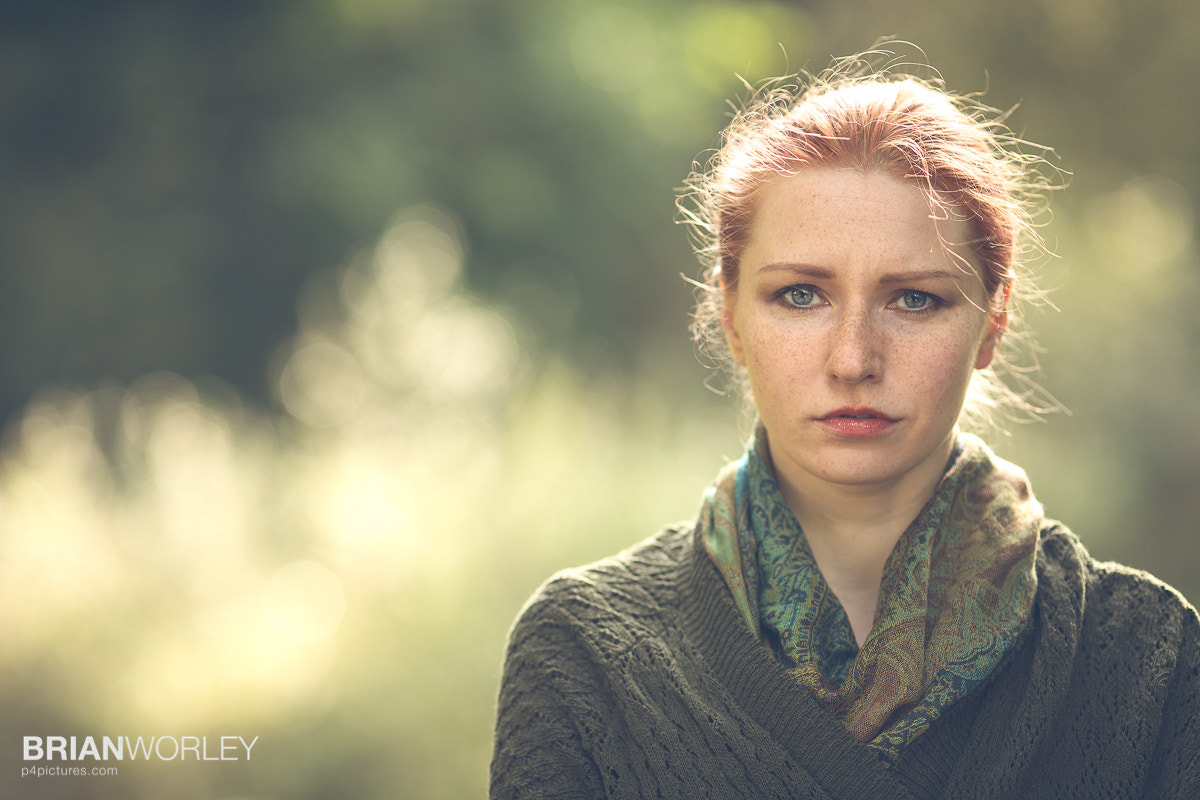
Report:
699,428,1041,764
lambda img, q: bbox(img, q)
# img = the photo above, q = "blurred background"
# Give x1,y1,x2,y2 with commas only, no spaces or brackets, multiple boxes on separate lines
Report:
2,0,1198,797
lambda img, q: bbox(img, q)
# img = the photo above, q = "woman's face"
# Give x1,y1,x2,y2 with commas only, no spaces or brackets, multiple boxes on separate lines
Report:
723,167,1003,500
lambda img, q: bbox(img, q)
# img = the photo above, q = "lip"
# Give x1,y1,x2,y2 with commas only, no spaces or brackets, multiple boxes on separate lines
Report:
816,406,900,438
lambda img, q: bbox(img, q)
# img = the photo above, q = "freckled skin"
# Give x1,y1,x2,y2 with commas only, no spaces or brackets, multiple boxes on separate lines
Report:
722,167,1004,532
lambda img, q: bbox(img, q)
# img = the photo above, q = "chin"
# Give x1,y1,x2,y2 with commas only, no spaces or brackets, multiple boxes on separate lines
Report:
800,449,907,487
814,463,910,488
805,437,945,489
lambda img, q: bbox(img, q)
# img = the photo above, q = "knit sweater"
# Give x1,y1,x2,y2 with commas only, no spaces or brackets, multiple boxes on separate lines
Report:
490,522,1200,799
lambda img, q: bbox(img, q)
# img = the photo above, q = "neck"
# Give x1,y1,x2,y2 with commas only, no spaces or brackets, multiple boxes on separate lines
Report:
763,435,954,645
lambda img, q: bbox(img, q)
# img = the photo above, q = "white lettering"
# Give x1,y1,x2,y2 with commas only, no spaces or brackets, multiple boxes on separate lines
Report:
47,737,67,761
77,736,100,760
181,736,200,760
23,737,43,760
200,736,220,761
241,736,259,760
23,733,258,762
102,736,123,760
126,736,155,760
154,736,179,760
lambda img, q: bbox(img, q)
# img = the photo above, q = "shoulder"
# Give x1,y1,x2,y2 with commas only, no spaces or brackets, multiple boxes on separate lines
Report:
1087,558,1200,637
491,531,697,800
505,525,695,662
1038,522,1200,647
525,524,693,615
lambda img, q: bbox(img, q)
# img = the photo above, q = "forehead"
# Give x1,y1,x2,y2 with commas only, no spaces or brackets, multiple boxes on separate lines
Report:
743,167,977,275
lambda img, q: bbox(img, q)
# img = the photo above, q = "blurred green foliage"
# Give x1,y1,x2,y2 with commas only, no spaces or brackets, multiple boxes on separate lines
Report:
2,0,1200,797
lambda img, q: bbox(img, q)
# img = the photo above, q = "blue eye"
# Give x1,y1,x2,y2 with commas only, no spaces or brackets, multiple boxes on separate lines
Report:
784,285,819,308
898,290,933,310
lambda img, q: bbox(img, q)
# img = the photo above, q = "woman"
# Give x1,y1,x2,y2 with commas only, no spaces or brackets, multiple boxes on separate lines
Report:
490,54,1200,799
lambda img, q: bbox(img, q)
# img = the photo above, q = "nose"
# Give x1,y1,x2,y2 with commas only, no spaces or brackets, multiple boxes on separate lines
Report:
826,309,881,383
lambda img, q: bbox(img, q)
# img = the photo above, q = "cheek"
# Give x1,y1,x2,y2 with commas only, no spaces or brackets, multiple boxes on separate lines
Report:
739,324,815,402
743,323,814,372
901,324,985,399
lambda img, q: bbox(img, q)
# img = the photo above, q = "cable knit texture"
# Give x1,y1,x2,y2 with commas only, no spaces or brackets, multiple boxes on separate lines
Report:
491,522,1200,798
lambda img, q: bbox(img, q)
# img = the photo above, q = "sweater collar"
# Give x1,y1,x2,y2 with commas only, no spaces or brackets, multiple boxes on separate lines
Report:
680,502,1089,798
699,428,1042,761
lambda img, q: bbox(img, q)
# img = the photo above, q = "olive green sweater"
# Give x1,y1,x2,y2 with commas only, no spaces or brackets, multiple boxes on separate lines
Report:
491,523,1200,799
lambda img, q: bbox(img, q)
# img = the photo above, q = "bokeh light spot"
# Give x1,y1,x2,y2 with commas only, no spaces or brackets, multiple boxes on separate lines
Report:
262,561,347,644
409,303,519,396
1087,175,1194,274
571,6,658,93
278,337,367,427
372,207,465,307
684,3,792,91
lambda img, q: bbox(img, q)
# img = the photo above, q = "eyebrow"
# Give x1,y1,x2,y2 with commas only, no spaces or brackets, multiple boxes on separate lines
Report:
758,263,961,283
758,263,835,279
878,269,960,284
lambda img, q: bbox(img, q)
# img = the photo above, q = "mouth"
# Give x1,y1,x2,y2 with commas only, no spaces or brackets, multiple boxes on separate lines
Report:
816,408,900,438
818,407,898,422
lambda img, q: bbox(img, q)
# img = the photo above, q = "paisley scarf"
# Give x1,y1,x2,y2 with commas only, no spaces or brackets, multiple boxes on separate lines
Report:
699,427,1041,764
